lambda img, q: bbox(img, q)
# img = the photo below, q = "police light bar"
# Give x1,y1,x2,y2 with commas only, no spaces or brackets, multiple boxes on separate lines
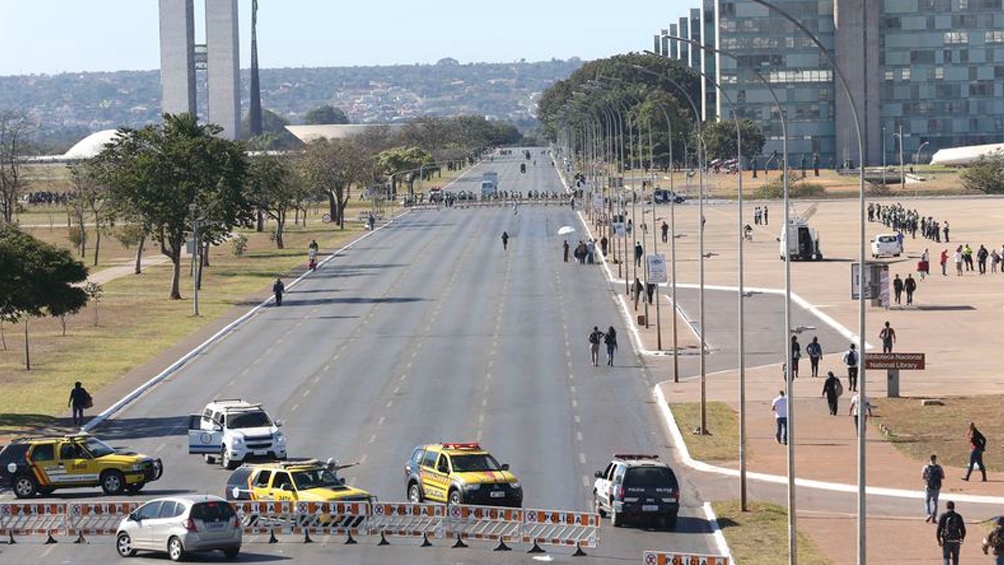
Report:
442,442,481,450
613,454,660,460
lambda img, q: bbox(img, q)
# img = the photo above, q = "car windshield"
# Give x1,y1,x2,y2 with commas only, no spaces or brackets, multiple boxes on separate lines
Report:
292,468,346,490
82,437,116,458
228,410,272,428
451,454,503,472
624,466,676,488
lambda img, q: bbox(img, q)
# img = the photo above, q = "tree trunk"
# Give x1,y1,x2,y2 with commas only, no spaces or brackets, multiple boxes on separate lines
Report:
328,192,338,226
93,223,102,267
23,318,30,370
276,210,286,249
133,234,145,275
167,239,183,300
256,210,264,232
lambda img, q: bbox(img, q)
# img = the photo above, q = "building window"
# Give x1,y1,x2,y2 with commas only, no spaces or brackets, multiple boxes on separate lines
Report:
902,68,911,80
996,118,1003,132
943,50,953,63
944,31,969,45
958,0,967,7
986,31,1004,44
885,70,894,81
935,67,944,79
911,50,935,64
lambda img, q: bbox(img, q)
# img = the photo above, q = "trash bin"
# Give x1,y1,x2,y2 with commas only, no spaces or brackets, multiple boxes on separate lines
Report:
637,315,646,325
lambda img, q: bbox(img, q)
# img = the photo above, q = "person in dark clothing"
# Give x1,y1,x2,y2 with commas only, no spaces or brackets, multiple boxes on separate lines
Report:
603,326,618,366
600,236,608,256
977,244,989,274
562,240,570,262
904,273,917,305
880,321,896,353
68,381,92,427
805,336,822,377
661,221,669,243
634,241,643,267
893,273,904,305
501,231,509,251
272,277,285,306
936,500,966,565
790,335,802,378
821,371,841,415
632,277,644,309
963,422,988,482
588,326,604,367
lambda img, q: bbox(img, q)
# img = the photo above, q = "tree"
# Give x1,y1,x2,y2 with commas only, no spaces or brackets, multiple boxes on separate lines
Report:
300,139,375,228
960,150,1004,194
700,118,766,163
93,113,251,299
304,105,349,125
243,108,301,150
0,110,32,224
375,146,434,196
0,224,89,369
246,153,304,249
67,161,113,266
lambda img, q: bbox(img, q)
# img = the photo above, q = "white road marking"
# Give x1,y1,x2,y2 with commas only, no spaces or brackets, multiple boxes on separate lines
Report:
482,398,488,407
393,386,400,394
359,454,368,465
377,416,385,426
576,432,583,442
369,434,377,444
579,453,586,464
323,364,331,372
478,414,485,424
476,429,483,442
291,403,299,412
386,400,393,408
155,443,165,453
574,415,580,424
572,399,578,408
313,376,321,384
570,386,576,394
302,389,310,398
582,475,590,488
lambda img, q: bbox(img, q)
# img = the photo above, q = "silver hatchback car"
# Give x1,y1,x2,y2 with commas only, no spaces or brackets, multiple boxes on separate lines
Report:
116,494,241,561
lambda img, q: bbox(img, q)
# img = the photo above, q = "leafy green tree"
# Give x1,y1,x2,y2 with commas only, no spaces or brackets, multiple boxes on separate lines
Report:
0,110,32,224
700,118,766,163
243,108,301,150
246,153,303,249
960,150,1004,194
93,113,251,299
67,161,113,266
304,105,349,125
300,138,375,228
375,146,434,196
0,224,88,369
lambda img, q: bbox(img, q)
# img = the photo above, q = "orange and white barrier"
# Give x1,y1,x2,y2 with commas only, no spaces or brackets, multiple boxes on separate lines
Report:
368,502,444,540
520,508,599,549
66,502,140,539
446,503,522,544
1,503,65,540
643,551,731,565
233,501,293,535
291,501,368,536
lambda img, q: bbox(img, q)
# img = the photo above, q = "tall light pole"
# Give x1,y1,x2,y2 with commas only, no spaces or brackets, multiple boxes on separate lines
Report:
894,125,905,187
749,2,868,563
914,142,929,198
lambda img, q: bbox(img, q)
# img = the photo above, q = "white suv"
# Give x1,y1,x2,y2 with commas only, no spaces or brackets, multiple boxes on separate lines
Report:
188,399,287,470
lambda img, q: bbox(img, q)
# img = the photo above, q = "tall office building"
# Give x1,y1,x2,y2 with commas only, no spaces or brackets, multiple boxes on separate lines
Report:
655,0,1004,167
158,0,242,140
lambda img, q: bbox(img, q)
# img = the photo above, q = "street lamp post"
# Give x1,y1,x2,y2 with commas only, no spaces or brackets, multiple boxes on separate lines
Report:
914,141,929,198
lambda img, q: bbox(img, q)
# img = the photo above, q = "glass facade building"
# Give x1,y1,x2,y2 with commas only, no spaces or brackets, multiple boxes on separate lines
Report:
654,0,1004,167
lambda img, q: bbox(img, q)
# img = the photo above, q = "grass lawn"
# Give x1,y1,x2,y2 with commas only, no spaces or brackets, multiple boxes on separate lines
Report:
669,402,746,462
712,500,832,565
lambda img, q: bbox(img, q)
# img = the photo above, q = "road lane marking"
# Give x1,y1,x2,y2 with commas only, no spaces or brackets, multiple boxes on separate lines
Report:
291,403,299,412
359,454,367,465
576,432,583,442
579,453,586,464
302,389,310,398
386,400,393,408
369,434,377,444
582,475,590,488
393,386,400,394
574,415,580,424
377,416,385,426
572,399,578,408
155,443,165,453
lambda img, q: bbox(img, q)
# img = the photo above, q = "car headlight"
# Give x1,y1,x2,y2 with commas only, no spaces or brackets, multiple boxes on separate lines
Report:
131,464,143,472
510,482,521,490
276,434,286,445
464,484,481,491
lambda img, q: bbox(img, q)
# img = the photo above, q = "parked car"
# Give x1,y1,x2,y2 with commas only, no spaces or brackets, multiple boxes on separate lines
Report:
115,494,241,561
871,233,903,258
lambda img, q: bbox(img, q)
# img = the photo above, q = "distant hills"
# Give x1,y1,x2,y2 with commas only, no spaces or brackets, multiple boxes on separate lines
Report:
0,58,585,152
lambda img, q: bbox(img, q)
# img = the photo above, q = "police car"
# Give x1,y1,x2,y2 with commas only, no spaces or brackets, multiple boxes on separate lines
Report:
188,399,287,470
593,454,680,529
404,442,522,507
225,458,374,503
0,433,163,498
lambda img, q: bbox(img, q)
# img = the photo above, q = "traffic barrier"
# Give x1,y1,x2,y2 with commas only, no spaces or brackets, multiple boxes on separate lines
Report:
233,501,292,536
1,503,65,542
290,501,368,539
445,503,522,546
520,508,599,551
367,502,444,542
66,501,140,542
643,551,730,565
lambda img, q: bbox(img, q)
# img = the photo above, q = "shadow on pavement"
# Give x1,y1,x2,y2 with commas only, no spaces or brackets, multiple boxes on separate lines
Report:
95,416,188,441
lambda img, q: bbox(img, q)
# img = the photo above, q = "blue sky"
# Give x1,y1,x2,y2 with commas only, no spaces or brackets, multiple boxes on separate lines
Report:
0,0,688,76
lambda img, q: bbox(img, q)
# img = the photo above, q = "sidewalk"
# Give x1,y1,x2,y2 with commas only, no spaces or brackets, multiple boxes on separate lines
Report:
583,196,1004,564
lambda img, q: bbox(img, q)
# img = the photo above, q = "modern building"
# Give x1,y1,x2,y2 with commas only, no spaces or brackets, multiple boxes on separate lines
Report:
158,0,242,140
654,0,1004,169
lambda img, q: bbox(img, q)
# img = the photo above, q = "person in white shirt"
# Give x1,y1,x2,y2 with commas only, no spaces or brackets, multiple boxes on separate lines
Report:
848,393,874,436
771,390,788,445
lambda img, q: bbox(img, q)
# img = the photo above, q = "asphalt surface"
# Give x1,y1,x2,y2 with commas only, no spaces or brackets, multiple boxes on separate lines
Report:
1,152,726,563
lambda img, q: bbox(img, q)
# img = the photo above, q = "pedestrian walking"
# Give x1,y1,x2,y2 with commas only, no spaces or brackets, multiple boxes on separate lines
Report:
763,205,769,225
661,221,669,243
588,326,604,367
600,236,608,256
806,336,823,377
904,273,917,305
501,231,509,251
936,500,966,565
563,240,569,262
603,326,618,366
771,390,788,445
963,422,988,482
923,454,945,523
272,277,285,306
954,246,964,276
68,381,92,427
634,241,643,268
941,249,949,276
893,273,904,305
848,392,873,436
919,248,931,280
632,277,644,309
843,343,859,391
789,335,802,378
821,371,842,415
981,516,1004,564
880,321,897,353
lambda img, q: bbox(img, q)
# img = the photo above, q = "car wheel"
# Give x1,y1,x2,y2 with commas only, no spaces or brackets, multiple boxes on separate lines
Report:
223,546,240,560
168,536,185,561
204,454,216,465
221,448,237,470
13,474,39,498
407,482,423,503
116,532,136,557
448,489,463,506
593,493,606,518
125,482,145,494
611,507,623,528
101,470,126,496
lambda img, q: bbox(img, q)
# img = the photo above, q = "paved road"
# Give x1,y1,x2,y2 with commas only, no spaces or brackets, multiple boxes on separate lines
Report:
1,151,725,563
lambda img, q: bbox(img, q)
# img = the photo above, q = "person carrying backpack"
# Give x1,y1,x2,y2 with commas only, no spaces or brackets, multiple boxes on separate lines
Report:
936,500,966,565
842,343,859,391
963,422,988,482
588,326,604,367
922,454,944,523
981,516,1004,563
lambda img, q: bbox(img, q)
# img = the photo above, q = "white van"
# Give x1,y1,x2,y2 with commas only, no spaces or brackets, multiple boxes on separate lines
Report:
871,234,902,258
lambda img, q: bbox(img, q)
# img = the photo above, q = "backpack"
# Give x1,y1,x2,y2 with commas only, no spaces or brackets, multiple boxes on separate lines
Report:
833,379,844,398
992,528,1004,555
846,349,857,366
943,512,964,541
923,463,943,490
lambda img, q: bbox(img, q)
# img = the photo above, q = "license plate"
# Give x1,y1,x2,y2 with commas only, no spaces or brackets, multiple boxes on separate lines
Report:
642,505,660,512
490,491,506,498
253,450,266,456
205,522,225,530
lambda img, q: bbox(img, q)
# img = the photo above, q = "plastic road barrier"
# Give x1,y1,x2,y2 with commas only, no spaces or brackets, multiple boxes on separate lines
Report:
521,508,599,549
368,502,444,540
446,503,522,544
643,551,731,565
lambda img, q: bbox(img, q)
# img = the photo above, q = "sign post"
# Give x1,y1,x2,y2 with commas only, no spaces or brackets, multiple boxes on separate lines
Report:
863,353,925,398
